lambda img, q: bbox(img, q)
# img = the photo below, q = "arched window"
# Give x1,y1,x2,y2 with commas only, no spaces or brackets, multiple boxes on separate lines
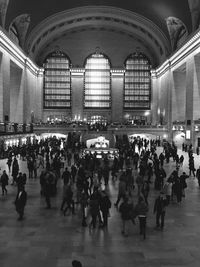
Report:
43,50,71,109
124,52,151,109
84,53,111,109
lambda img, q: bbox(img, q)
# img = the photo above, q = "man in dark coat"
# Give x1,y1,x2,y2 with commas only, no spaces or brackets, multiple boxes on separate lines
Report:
99,190,111,227
0,170,9,195
154,192,168,230
14,185,27,220
62,167,71,185
11,157,19,185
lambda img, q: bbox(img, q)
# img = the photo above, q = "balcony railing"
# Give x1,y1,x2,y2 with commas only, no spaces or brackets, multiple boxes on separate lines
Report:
0,122,33,135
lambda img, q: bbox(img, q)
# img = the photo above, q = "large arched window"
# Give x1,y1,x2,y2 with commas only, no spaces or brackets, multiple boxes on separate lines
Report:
84,52,111,109
124,52,151,109
43,51,71,109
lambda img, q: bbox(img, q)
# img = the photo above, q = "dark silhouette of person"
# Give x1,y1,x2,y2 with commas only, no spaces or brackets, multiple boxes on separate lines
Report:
154,191,168,230
72,260,82,267
0,170,9,195
14,185,27,220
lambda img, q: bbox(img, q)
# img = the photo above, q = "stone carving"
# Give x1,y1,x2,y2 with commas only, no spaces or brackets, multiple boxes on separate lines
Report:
0,0,9,28
9,14,31,48
188,0,200,30
165,17,188,51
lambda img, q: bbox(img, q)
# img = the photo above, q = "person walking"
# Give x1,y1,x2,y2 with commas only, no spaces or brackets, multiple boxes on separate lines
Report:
196,166,200,187
43,171,53,209
11,157,19,185
134,196,148,239
99,190,111,228
179,172,189,197
136,171,144,197
119,194,134,237
80,189,89,227
162,178,173,205
14,184,27,220
6,157,12,173
153,191,168,230
141,180,150,205
189,155,196,177
0,170,9,195
114,172,127,208
62,167,71,185
63,184,75,216
88,190,101,229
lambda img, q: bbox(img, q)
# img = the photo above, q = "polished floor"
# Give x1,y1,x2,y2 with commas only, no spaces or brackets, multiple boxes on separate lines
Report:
1,148,200,267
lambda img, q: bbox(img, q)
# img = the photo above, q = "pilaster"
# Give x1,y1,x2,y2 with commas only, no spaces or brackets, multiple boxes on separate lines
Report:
111,72,124,122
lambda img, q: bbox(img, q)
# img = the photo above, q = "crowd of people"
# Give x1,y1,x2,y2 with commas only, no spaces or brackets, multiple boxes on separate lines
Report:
0,134,199,243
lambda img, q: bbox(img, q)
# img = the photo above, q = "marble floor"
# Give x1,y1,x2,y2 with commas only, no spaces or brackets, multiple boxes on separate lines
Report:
1,148,200,267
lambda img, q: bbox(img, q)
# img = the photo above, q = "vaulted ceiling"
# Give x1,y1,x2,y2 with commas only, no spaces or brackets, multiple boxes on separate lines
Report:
1,0,199,68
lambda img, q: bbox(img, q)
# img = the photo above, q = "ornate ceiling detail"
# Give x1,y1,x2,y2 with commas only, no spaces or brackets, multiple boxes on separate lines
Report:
25,6,170,67
0,0,9,27
188,0,200,31
165,17,188,51
9,14,31,47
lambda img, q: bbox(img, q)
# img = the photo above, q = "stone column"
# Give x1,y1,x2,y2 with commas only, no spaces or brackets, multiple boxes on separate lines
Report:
171,68,186,122
151,75,159,125
35,71,44,122
10,63,23,123
111,72,124,122
0,52,10,122
71,71,84,120
185,57,195,146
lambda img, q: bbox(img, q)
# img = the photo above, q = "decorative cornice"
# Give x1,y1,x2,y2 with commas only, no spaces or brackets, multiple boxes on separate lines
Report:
0,26,43,76
153,27,200,78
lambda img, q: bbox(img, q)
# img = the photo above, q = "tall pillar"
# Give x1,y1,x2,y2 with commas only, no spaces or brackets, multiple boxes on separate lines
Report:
35,71,44,122
171,68,186,122
71,70,84,120
0,52,10,122
151,75,159,125
192,54,200,148
10,62,23,123
111,72,124,122
185,57,195,146
166,68,173,142
193,55,200,119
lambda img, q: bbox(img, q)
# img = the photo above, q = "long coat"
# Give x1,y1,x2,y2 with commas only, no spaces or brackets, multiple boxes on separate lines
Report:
15,190,27,213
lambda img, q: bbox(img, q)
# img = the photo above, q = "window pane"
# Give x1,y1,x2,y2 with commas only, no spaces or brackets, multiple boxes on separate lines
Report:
124,53,151,110
43,51,71,109
84,53,111,109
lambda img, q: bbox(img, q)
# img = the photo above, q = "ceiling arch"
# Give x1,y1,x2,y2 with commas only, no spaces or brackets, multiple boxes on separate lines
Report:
37,26,159,68
6,0,192,36
25,6,171,67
